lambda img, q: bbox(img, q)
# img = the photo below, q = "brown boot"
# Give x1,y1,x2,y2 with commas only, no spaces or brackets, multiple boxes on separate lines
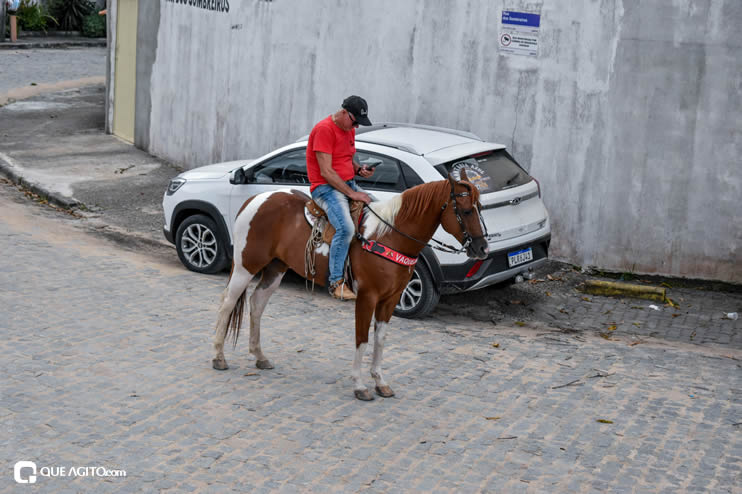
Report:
329,280,357,301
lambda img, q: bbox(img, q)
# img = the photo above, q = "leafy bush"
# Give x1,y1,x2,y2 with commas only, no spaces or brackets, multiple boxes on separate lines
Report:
81,12,105,38
48,0,95,31
16,0,58,32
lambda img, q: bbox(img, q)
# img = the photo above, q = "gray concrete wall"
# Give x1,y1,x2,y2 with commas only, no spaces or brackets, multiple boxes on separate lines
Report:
128,0,742,282
134,0,158,150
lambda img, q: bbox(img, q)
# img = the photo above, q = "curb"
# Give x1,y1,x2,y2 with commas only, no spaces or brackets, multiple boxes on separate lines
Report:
0,40,106,50
0,156,81,210
82,218,177,254
0,157,176,254
0,153,175,254
580,280,667,303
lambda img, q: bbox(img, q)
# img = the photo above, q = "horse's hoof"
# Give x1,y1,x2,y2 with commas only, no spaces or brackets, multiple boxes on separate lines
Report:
375,385,395,398
354,389,375,401
256,359,274,370
212,358,228,371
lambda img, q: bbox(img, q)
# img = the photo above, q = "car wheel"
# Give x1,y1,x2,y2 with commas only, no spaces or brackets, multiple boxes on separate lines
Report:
175,214,229,274
394,262,440,319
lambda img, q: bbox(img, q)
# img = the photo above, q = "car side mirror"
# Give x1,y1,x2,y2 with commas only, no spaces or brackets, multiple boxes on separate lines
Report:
230,168,252,185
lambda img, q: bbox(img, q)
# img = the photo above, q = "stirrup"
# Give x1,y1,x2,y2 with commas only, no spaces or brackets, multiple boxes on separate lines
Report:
329,280,356,300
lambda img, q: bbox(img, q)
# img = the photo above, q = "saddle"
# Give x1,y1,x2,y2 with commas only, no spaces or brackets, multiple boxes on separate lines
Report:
303,199,365,288
304,199,365,244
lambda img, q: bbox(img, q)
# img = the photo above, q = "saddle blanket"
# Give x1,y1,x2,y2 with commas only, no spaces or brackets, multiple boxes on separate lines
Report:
304,200,418,267
304,200,365,245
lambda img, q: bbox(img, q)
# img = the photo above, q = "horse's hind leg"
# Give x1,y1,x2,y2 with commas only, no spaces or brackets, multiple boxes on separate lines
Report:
249,260,286,370
213,266,255,370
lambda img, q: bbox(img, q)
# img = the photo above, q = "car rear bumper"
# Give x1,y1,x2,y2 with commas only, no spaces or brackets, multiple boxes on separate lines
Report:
438,234,551,294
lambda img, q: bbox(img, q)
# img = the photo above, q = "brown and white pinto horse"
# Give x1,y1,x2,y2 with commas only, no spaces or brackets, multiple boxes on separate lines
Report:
212,174,489,400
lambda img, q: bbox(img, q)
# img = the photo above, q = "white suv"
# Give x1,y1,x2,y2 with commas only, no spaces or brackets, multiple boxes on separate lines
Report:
163,123,551,318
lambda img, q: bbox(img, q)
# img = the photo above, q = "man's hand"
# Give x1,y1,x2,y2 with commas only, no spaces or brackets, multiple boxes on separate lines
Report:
349,190,371,204
357,165,375,178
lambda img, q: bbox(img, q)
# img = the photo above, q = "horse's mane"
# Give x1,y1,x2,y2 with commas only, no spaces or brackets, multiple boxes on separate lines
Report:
362,180,448,239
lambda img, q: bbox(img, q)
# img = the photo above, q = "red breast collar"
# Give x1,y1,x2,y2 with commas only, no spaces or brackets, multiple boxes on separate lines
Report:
356,207,417,266
361,239,418,266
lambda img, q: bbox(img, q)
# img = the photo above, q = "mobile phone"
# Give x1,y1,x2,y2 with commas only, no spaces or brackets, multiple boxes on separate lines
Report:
363,160,383,170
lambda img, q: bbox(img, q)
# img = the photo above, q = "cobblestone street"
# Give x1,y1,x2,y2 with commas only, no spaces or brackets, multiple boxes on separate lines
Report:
1,184,740,493
0,47,105,97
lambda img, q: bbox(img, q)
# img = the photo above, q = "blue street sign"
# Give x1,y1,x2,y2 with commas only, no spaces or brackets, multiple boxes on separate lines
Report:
502,11,541,28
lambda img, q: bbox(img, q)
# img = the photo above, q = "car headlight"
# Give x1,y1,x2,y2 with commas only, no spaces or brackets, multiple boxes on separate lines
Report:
166,178,186,195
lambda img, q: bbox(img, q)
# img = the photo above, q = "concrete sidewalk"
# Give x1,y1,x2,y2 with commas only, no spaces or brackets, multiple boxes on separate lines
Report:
0,83,180,250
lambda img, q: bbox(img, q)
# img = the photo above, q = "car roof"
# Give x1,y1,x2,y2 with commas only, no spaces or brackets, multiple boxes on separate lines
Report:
297,122,506,158
360,124,508,166
354,123,483,155
295,123,508,167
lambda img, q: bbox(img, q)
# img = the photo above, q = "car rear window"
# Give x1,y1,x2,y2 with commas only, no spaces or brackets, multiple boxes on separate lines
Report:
434,150,531,194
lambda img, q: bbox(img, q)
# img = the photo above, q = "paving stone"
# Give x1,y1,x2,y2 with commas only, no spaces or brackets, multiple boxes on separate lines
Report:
0,188,741,491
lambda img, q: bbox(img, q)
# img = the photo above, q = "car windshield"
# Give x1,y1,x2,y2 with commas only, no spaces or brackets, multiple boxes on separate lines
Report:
434,149,531,194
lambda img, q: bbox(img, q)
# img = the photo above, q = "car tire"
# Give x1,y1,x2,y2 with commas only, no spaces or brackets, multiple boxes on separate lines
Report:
394,262,440,319
175,214,229,274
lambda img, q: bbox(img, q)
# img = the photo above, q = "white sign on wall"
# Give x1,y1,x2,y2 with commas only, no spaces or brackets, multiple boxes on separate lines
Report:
499,10,541,57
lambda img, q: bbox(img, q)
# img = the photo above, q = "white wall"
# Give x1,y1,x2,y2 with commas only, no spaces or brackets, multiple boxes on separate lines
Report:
134,0,741,282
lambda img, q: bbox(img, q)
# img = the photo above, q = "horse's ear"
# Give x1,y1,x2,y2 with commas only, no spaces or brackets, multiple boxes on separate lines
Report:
459,168,470,183
448,173,457,188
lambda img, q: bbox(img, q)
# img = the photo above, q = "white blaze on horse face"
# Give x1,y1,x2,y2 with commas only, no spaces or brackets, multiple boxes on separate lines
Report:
233,189,293,263
371,321,389,387
316,243,330,256
352,343,368,391
362,195,402,239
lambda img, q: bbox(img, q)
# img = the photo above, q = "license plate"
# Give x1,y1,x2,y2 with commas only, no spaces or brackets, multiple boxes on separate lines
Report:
508,247,533,267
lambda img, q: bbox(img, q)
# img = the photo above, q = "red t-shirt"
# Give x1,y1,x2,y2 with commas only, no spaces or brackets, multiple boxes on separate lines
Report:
307,116,356,192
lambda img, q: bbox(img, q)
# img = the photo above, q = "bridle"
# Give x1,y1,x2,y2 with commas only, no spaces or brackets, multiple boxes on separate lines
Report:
362,180,487,254
441,180,488,251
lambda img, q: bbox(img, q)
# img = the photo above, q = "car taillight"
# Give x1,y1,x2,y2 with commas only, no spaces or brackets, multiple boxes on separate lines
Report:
533,177,541,198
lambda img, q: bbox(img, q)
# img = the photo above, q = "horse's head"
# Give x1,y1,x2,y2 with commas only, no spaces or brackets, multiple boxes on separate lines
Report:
441,171,489,260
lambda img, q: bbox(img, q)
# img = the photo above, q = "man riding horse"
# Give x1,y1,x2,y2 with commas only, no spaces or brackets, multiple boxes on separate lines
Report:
307,95,375,301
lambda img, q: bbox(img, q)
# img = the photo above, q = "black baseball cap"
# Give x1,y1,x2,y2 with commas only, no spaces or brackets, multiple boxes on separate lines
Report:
342,95,372,126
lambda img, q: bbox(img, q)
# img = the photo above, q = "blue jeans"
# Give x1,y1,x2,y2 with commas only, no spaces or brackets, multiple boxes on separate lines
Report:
311,180,363,285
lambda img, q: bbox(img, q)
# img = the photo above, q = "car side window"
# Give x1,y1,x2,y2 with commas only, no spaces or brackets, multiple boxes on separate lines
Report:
353,151,405,192
250,148,308,184
400,162,424,188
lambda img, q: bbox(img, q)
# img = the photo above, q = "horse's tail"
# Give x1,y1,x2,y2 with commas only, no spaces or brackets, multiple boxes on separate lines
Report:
228,290,247,348
220,270,248,348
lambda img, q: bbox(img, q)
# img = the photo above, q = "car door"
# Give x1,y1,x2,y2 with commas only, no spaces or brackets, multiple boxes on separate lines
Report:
228,147,420,241
228,147,310,238
353,149,415,202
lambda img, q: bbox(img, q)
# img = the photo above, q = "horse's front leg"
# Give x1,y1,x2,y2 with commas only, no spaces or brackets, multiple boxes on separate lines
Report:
370,298,398,397
371,320,395,397
353,295,376,401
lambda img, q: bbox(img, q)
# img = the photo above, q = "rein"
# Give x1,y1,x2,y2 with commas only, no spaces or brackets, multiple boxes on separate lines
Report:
360,180,487,255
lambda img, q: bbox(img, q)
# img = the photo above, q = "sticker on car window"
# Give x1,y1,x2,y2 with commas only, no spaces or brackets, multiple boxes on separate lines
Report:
451,161,492,192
